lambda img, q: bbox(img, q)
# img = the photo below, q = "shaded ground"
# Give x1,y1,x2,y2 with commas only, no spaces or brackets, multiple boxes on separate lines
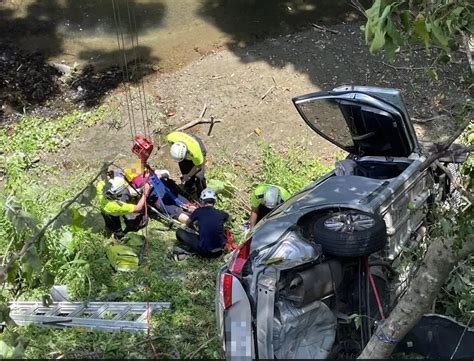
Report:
42,22,472,180
1,0,369,118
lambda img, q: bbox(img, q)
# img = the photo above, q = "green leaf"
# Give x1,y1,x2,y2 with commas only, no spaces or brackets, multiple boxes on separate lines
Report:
413,15,431,49
4,197,39,233
82,210,106,233
399,10,411,31
22,246,42,273
0,341,11,358
52,208,74,230
370,28,387,53
59,230,74,252
0,304,12,324
76,183,97,206
7,263,19,283
42,294,54,307
428,68,439,81
42,271,55,288
430,22,449,48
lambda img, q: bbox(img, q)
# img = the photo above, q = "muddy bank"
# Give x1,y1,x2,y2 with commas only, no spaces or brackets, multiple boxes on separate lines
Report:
0,42,156,122
39,22,473,180
1,0,365,73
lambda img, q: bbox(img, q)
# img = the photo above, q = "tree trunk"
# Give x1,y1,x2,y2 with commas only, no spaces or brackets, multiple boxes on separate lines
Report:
358,234,474,358
463,32,474,74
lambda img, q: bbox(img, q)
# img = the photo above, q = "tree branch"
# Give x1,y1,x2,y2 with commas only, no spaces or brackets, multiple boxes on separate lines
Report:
0,161,112,283
359,232,474,358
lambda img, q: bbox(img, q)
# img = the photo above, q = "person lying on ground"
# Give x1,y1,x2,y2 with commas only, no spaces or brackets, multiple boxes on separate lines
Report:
249,183,290,229
166,131,207,197
96,171,151,240
174,188,229,258
139,169,196,224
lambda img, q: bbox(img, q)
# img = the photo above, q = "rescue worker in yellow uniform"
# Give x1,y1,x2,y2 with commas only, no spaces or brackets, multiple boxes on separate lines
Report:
96,172,151,240
166,131,207,197
249,184,290,229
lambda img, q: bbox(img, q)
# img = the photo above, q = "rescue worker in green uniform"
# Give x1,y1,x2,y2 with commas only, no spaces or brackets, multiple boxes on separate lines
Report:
249,184,290,229
96,172,151,240
166,131,207,197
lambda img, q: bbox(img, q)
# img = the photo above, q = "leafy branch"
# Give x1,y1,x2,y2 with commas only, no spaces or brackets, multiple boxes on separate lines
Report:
0,162,111,284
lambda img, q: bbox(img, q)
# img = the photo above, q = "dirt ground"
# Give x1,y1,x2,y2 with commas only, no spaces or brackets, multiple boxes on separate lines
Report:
42,22,472,179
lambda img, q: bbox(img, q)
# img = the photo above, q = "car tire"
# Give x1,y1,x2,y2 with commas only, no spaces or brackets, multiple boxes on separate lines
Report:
312,210,387,257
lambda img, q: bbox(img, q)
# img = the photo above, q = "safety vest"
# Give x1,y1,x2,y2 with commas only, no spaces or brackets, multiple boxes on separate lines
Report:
250,184,291,209
96,180,135,216
166,131,206,166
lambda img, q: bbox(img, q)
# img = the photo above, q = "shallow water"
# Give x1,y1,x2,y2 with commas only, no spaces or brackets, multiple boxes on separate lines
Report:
1,0,363,72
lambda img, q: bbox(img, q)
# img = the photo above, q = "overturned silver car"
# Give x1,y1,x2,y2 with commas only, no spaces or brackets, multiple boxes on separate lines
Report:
216,85,466,359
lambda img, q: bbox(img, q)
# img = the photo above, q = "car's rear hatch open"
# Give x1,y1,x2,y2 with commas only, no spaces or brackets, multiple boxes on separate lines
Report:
292,85,420,157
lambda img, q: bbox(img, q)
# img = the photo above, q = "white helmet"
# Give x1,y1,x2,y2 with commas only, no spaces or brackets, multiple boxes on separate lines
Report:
170,142,187,162
105,176,127,198
264,186,282,209
200,188,217,201
155,169,170,180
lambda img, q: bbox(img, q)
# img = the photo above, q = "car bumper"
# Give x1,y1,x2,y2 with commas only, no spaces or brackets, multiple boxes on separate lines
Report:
216,267,254,360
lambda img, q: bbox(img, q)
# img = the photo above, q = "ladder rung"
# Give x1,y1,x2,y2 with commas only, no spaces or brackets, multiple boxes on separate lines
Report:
113,305,132,320
90,304,109,319
67,305,86,317
44,305,61,316
8,301,171,333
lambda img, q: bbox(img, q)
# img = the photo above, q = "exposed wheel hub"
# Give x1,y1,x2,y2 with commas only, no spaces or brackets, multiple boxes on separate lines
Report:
324,211,375,233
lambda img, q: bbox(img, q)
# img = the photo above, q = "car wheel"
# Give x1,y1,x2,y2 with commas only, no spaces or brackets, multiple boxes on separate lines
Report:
312,210,387,257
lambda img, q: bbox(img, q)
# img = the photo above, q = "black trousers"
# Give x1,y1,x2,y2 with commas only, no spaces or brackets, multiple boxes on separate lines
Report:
101,212,147,240
175,228,222,258
178,160,206,197
256,205,272,224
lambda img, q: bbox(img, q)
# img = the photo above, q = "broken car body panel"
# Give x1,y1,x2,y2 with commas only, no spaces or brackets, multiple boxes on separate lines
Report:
217,85,458,359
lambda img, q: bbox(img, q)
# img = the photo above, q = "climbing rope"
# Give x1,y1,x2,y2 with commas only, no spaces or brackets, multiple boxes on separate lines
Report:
127,0,151,139
111,0,139,139
111,0,156,355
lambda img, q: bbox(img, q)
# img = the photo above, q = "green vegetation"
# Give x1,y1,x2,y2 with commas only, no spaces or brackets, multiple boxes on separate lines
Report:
362,0,473,61
0,116,332,358
1,106,470,358
260,142,331,194
0,108,106,190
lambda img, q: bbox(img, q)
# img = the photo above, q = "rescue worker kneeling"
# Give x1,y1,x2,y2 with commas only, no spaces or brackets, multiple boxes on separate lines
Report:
97,172,151,240
175,188,229,258
249,184,290,229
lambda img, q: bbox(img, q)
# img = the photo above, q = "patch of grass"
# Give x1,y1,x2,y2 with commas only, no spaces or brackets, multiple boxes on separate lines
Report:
0,107,107,190
260,141,332,194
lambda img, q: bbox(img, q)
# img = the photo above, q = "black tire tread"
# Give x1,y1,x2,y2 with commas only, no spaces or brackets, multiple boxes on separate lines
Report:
313,210,387,257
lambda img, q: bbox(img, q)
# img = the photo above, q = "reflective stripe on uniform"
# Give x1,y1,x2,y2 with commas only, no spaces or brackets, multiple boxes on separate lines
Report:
96,180,136,216
166,131,206,166
250,183,291,209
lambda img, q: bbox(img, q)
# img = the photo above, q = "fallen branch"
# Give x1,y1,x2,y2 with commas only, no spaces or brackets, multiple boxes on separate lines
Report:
411,115,447,123
311,23,340,35
175,118,222,132
185,336,217,359
0,161,112,284
379,61,425,71
260,86,275,101
358,232,474,359
175,103,222,132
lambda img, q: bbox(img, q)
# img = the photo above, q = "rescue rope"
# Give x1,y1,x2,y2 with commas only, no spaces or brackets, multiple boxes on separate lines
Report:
111,0,138,139
127,0,151,139
111,1,155,355
111,0,134,140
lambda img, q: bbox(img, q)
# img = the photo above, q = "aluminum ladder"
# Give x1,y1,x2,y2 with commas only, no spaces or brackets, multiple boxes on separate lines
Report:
9,301,172,332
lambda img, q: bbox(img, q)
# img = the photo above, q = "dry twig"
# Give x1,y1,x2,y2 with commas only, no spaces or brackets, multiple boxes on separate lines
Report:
185,336,217,359
175,103,222,132
311,23,340,35
379,61,425,71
